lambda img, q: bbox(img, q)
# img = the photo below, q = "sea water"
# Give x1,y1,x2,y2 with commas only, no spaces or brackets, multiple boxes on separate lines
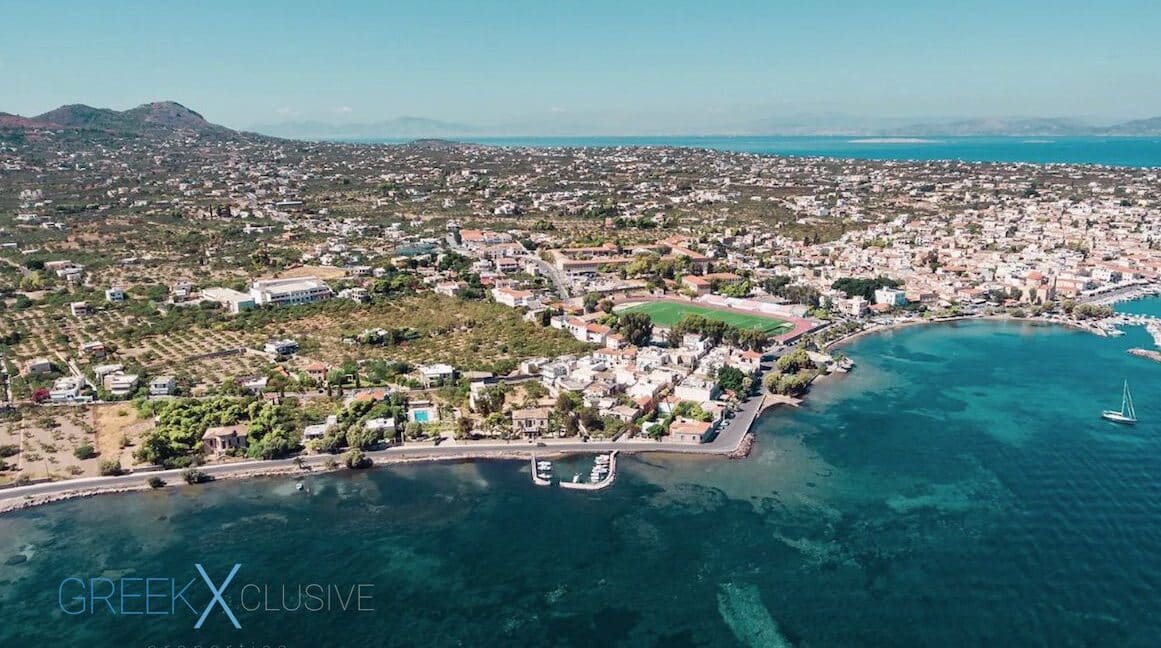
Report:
2,320,1160,646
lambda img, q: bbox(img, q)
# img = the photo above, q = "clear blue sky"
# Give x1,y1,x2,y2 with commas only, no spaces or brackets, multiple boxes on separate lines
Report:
2,0,1159,133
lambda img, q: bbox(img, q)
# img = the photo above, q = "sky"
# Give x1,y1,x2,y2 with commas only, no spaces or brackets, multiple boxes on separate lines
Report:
2,0,1160,134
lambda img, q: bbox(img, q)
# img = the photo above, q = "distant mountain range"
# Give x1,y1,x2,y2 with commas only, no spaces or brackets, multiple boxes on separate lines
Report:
3,101,1161,140
878,117,1161,137
253,115,1161,139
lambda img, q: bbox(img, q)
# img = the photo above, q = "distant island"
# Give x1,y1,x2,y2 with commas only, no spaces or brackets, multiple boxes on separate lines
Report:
5,102,1161,140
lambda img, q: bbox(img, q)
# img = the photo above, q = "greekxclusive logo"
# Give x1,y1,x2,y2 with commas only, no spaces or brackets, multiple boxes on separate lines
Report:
58,564,374,629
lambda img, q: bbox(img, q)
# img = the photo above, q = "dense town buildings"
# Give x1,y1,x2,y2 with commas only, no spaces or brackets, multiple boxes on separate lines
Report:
0,120,1157,479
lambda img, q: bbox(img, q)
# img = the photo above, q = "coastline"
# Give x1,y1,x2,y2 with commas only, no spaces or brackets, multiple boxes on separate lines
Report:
0,396,781,515
825,313,1095,351
0,311,1129,516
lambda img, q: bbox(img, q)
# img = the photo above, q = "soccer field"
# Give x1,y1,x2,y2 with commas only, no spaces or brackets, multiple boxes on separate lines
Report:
620,301,792,334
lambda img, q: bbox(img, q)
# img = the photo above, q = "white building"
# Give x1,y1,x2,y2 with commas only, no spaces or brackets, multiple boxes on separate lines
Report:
674,377,721,403
149,375,177,396
263,339,299,356
418,364,456,387
103,373,139,398
491,286,541,309
250,276,333,307
338,287,370,303
873,287,908,307
201,287,256,314
50,376,85,402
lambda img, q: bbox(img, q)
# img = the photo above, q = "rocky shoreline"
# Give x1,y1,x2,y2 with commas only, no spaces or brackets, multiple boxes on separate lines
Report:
728,432,755,459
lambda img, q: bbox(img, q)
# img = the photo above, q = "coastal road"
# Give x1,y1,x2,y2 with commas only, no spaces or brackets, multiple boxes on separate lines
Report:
0,392,772,507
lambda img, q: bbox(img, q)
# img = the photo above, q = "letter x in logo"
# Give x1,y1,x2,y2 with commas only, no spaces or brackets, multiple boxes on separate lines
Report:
193,563,242,629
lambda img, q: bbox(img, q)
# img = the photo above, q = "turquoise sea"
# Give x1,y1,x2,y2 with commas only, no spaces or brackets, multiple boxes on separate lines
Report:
1116,295,1161,317
3,317,1161,646
361,136,1161,168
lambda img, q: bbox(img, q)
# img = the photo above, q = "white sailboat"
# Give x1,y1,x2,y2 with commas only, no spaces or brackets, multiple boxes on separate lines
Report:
1101,381,1137,425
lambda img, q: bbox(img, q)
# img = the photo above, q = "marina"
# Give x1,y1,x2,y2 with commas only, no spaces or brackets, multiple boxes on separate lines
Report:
530,451,619,491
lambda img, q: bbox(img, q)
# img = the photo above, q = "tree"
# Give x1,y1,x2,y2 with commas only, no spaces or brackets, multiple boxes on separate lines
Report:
485,411,511,438
831,276,901,301
182,468,211,484
343,449,373,469
326,368,348,394
404,421,426,439
776,348,815,374
771,372,813,396
538,308,553,327
583,292,600,313
762,372,781,394
346,425,381,450
476,384,507,415
266,372,290,398
147,476,166,488
314,431,344,454
523,381,548,402
716,366,746,393
614,312,654,347
456,416,473,439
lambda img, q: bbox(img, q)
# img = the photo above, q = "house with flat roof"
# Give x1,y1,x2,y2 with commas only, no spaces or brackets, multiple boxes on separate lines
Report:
418,363,455,387
263,339,299,356
49,376,85,402
250,276,333,307
491,286,540,309
202,287,256,314
149,375,176,396
24,357,53,376
103,372,139,398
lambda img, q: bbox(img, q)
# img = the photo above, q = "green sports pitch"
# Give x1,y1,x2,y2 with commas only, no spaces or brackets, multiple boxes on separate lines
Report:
619,301,792,334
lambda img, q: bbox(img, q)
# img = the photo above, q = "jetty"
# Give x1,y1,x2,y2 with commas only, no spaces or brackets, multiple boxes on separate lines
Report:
530,451,618,490
1088,313,1161,342
1128,348,1161,364
530,456,552,486
559,451,618,491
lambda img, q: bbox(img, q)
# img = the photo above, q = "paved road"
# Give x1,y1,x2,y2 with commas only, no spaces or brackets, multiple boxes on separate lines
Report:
524,255,571,300
0,393,769,505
